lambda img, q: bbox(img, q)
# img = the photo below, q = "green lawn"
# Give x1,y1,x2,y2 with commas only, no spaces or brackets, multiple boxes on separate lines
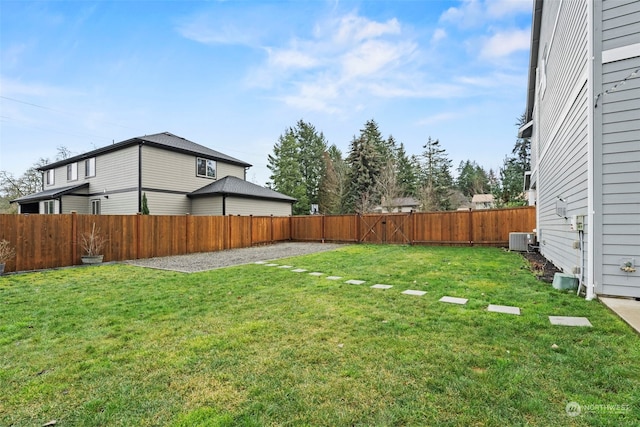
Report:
1,245,638,426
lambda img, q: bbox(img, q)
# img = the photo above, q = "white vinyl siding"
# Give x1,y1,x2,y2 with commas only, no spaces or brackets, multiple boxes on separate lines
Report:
602,0,640,51
141,145,246,192
98,190,138,215
599,51,640,297
225,197,292,216
535,1,590,276
191,198,224,216
216,162,245,180
63,196,90,214
190,197,291,216
141,191,191,215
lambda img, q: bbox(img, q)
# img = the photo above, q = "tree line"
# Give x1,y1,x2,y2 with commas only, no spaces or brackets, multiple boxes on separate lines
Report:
267,117,530,215
0,118,530,215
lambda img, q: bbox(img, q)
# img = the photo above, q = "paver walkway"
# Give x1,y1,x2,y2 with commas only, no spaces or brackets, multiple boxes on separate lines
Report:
254,260,593,327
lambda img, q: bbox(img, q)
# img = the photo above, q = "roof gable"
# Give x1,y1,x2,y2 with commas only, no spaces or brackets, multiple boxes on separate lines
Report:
39,132,252,170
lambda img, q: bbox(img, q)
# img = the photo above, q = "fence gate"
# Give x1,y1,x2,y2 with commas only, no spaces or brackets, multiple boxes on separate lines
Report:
360,214,411,244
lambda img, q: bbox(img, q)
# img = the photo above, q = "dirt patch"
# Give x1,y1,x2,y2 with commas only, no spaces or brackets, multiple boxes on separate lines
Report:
521,251,563,283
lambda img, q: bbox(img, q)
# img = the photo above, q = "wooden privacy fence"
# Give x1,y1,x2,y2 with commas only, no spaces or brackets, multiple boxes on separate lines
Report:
0,206,535,273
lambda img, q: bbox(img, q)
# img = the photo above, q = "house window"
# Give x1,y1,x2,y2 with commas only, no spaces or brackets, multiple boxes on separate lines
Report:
85,158,96,177
67,163,78,181
91,199,101,215
45,170,54,186
196,157,216,178
43,200,55,214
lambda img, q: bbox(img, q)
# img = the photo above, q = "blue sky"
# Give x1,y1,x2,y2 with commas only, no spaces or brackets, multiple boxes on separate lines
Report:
1,0,533,186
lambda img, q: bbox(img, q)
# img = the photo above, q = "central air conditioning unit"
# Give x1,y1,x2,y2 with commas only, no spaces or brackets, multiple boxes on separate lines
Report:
509,232,535,251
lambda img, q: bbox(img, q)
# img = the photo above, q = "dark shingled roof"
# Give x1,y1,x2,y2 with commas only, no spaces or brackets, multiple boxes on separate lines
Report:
188,176,296,203
11,182,89,203
40,132,252,170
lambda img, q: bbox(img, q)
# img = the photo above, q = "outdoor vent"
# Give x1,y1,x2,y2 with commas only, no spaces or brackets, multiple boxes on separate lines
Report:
509,232,535,252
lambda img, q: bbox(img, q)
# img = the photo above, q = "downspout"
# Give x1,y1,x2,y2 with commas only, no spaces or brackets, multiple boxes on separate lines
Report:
222,194,226,216
586,0,596,300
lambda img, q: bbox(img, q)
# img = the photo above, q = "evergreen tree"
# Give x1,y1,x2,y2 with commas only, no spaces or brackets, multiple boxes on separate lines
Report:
345,120,389,213
417,137,453,211
456,160,490,197
294,120,328,211
267,129,309,214
395,143,419,197
141,193,150,215
319,145,349,214
493,114,531,206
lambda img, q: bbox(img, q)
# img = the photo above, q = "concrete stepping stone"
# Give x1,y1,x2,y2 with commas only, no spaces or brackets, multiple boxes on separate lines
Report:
265,263,279,267
487,304,521,315
345,279,366,285
326,276,342,280
371,284,393,289
291,268,307,273
439,296,468,305
309,272,324,276
549,316,592,327
402,290,426,296
254,261,267,264
278,265,293,269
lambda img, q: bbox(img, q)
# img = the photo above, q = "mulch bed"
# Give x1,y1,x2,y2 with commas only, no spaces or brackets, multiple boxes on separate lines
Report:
521,250,563,283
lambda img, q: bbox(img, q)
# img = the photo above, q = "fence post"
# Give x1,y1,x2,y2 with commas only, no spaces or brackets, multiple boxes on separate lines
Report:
289,215,293,241
356,214,361,242
409,211,413,245
71,212,78,264
321,215,325,243
185,214,191,254
270,215,274,243
249,215,253,247
136,212,141,259
468,208,473,246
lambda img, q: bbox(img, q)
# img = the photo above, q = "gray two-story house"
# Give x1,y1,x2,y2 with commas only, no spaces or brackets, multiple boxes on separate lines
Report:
519,0,640,299
13,132,295,216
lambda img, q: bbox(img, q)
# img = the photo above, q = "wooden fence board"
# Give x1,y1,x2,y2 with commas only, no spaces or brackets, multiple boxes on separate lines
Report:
0,207,535,273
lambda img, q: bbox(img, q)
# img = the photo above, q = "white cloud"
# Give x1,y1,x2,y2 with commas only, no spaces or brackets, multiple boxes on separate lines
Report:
480,28,530,58
439,0,532,28
417,112,459,126
439,0,484,27
331,14,401,44
341,40,416,79
431,28,447,44
267,47,318,69
487,0,533,18
0,76,77,97
176,10,266,46
245,11,431,113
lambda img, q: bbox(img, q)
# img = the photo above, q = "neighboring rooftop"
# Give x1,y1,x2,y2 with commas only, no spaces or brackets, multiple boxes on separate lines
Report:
189,176,296,202
39,132,252,170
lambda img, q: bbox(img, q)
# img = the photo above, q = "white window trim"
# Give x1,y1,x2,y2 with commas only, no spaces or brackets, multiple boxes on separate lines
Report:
67,162,78,181
43,200,55,214
85,157,96,177
196,157,216,179
91,199,101,215
45,170,54,186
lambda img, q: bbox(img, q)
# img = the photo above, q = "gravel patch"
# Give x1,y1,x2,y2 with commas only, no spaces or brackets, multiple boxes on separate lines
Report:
125,242,347,273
